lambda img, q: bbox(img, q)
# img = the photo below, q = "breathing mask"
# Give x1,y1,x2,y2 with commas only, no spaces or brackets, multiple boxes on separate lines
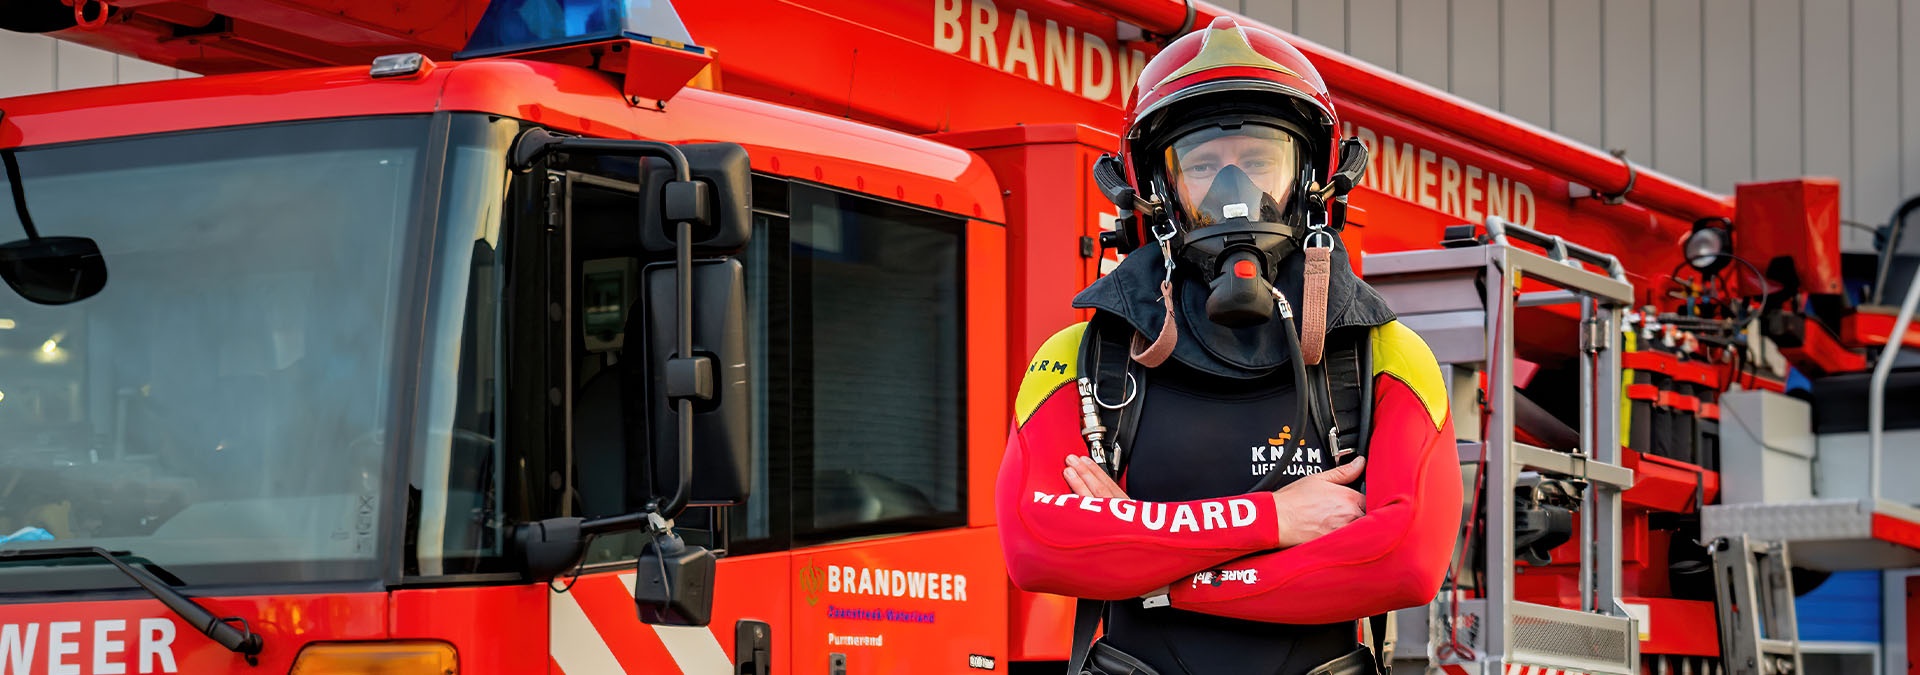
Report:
1157,120,1313,327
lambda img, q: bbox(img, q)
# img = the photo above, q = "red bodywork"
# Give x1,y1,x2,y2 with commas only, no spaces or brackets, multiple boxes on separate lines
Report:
0,0,1898,672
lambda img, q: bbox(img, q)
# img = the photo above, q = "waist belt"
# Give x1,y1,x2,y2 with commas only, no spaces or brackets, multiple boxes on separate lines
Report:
1082,642,1379,675
1304,647,1378,675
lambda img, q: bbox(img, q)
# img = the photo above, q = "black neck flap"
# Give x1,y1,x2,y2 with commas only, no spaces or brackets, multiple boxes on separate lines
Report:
1073,233,1396,380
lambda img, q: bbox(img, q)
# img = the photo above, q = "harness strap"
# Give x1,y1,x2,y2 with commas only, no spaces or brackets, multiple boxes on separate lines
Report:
1129,280,1177,367
1366,612,1393,674
1067,598,1105,675
1303,246,1333,365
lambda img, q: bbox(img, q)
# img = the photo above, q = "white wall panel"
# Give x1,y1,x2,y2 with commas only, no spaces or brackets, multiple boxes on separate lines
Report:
1552,0,1605,146
54,42,116,91
116,54,179,83
1296,0,1348,51
0,32,56,99
1500,0,1553,122
1752,0,1805,182
1348,0,1399,70
1851,0,1903,241
1906,0,1920,202
1243,0,1295,32
1601,0,1653,158
1702,0,1754,193
0,32,185,101
1652,0,1704,185
1399,0,1451,90
1451,0,1502,105
1802,0,1853,223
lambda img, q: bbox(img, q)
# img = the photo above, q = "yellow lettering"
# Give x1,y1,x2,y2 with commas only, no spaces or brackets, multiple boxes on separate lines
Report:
1417,149,1439,209
1381,137,1416,200
1043,20,1075,92
1117,49,1148,104
1486,173,1507,220
1081,32,1113,101
1513,181,1535,227
969,0,1001,69
1004,9,1039,79
1440,157,1462,217
934,0,965,53
1465,165,1485,223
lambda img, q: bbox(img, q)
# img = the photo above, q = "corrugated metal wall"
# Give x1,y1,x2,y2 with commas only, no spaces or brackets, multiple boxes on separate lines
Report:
3,3,1917,249
1239,0,1920,253
0,31,189,100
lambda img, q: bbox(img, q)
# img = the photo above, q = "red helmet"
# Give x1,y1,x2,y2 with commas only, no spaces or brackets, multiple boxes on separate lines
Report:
1114,16,1340,249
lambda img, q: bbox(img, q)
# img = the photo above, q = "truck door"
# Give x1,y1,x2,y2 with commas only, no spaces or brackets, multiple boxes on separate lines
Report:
759,177,1009,674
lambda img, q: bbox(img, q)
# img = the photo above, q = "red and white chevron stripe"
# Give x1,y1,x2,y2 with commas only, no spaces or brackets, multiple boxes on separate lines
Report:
549,571,734,675
1438,663,1597,675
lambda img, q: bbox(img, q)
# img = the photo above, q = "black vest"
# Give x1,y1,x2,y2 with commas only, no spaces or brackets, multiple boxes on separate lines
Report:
1101,358,1356,675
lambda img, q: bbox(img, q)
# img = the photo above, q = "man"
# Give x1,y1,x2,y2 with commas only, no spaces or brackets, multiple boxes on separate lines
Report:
996,16,1463,675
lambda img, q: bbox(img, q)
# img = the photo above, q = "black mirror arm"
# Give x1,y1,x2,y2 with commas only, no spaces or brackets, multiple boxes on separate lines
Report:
657,218,702,521
3,151,43,240
511,129,693,183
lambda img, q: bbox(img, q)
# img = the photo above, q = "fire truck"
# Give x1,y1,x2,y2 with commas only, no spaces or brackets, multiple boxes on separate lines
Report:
0,0,1916,673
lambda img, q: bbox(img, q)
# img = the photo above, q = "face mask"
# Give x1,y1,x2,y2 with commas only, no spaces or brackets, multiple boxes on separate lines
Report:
1167,155,1305,329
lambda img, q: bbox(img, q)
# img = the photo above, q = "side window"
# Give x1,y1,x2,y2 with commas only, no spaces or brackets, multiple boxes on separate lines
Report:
789,185,967,539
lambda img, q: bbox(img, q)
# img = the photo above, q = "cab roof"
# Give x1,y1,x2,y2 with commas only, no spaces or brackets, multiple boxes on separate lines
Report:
0,58,1004,224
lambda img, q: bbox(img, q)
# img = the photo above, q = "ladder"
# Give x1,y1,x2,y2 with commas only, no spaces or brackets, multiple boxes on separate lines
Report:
1710,535,1803,675
1366,217,1641,675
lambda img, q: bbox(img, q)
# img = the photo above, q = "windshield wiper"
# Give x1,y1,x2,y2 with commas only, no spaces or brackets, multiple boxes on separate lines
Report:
0,546,264,665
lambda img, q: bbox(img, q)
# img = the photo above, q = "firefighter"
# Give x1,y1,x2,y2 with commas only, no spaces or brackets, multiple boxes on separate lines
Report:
996,16,1463,675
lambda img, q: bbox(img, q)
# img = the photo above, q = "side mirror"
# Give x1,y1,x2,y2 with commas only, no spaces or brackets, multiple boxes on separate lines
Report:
509,131,753,629
642,257,750,506
640,143,752,256
0,236,107,305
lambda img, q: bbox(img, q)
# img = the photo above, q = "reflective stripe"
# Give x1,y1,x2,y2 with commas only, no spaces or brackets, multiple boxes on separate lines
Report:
619,573,735,673
551,584,629,675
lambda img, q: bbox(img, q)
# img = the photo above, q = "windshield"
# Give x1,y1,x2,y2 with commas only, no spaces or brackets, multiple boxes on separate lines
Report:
0,117,430,588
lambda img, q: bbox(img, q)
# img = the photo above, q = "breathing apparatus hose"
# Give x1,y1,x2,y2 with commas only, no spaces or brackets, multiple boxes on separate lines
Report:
1249,288,1315,493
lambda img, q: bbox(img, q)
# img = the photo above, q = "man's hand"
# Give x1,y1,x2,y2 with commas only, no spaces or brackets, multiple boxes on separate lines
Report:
1063,454,1128,499
1272,457,1366,549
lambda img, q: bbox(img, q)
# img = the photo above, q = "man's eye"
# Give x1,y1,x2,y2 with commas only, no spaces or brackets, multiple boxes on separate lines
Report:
1242,159,1275,172
1186,164,1218,175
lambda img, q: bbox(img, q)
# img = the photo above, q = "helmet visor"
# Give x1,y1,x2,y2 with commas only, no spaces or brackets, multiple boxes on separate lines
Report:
1163,124,1302,229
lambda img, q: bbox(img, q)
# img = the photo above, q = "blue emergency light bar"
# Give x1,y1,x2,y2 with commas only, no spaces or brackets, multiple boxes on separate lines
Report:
456,0,704,61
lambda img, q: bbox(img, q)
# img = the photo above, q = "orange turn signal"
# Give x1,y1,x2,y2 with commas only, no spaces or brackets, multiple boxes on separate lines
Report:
288,641,457,675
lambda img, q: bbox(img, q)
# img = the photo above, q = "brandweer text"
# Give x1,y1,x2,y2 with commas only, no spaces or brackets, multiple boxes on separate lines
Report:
826,565,970,602
2,619,178,675
933,0,1151,105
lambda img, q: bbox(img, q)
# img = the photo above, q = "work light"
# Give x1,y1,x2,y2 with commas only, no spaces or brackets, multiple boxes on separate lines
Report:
1684,218,1733,275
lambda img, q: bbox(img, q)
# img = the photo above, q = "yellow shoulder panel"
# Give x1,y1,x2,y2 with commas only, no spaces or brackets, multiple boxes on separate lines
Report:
1371,320,1448,429
1015,322,1088,426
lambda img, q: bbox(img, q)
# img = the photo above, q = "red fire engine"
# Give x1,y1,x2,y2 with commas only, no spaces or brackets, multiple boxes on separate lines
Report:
0,1,1916,674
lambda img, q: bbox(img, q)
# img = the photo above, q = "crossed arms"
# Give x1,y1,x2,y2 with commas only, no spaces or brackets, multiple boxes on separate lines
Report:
994,321,1463,624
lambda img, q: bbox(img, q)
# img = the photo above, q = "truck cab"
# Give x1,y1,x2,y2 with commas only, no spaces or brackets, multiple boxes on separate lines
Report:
0,33,1029,670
